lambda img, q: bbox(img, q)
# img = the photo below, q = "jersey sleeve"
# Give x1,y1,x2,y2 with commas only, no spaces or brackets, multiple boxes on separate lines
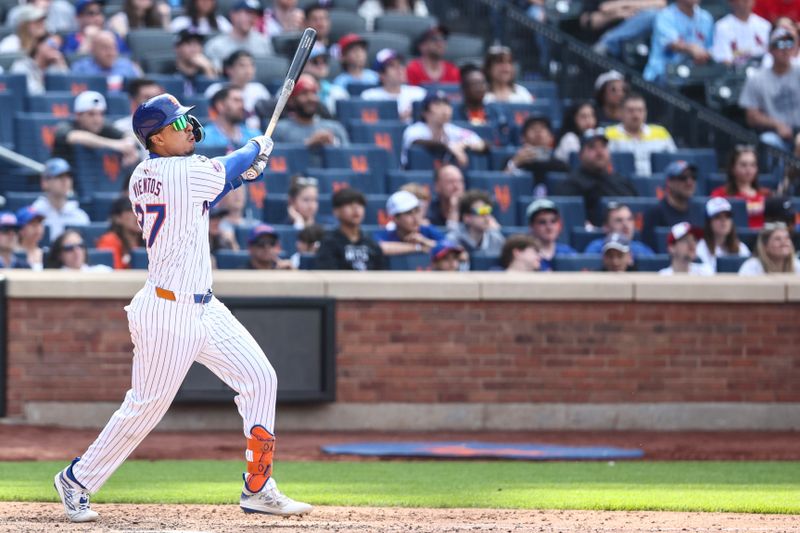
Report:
186,155,227,203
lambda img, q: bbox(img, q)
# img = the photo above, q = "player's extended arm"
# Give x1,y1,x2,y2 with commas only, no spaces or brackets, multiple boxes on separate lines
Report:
209,137,271,208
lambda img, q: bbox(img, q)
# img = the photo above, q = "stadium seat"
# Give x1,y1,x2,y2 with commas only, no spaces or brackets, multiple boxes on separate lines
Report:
215,249,250,269
68,223,110,248
486,101,561,133
499,225,529,238
4,191,40,212
689,196,748,227
322,144,392,183
0,92,14,146
106,93,130,116
737,227,758,250
358,31,411,62
386,169,434,194
489,146,517,171
329,10,367,43
705,73,746,114
27,92,82,117
345,81,379,97
568,151,636,178
635,254,671,272
665,62,728,88
651,149,718,180
716,256,748,273
600,196,659,232
406,145,489,171
0,168,40,194
469,252,500,271
442,33,484,63
271,31,303,58
545,172,568,194
143,75,185,96
262,170,292,195
632,175,665,198
87,248,114,268
253,56,290,86
570,228,605,253
71,147,129,195
141,53,176,75
364,194,390,225
181,95,210,117
127,29,175,63
518,80,559,101
452,120,495,144
466,171,528,227
305,168,386,195
552,254,602,272
374,14,437,44
45,73,108,95
266,143,309,175
387,252,430,271
336,99,399,124
130,248,149,269
14,113,63,161
297,253,316,270
349,121,406,169
88,192,121,221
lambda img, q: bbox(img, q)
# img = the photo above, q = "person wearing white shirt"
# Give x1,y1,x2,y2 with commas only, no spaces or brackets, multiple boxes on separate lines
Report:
696,197,750,271
738,222,800,275
204,50,271,131
401,90,487,168
31,158,90,241
169,0,232,35
658,222,714,275
482,45,534,104
711,0,770,66
361,48,426,123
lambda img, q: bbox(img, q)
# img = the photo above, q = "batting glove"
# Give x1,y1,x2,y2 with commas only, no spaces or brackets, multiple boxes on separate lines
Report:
250,135,274,157
241,153,269,181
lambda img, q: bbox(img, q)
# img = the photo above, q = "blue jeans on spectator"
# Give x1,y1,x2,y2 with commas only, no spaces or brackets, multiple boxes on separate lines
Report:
598,9,659,58
760,131,794,153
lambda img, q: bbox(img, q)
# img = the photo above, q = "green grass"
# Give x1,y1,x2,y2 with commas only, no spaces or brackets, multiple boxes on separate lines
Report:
2,461,798,514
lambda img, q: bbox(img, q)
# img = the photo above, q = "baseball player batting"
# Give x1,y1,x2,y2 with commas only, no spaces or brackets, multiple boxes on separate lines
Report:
52,94,311,522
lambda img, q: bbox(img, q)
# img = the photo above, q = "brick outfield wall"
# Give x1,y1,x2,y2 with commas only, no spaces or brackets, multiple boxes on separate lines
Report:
5,299,800,416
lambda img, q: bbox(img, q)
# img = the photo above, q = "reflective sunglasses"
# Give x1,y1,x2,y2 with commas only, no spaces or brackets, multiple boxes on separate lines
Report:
471,205,492,216
171,114,190,131
62,242,85,252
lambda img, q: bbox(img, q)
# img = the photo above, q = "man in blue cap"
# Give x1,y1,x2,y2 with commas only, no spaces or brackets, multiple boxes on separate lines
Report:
0,212,29,269
15,206,46,270
31,158,90,240
642,160,697,248
244,224,291,270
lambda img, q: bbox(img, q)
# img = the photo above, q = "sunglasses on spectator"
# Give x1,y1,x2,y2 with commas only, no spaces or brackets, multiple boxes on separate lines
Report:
295,176,319,187
252,238,278,248
471,205,492,216
764,222,788,231
62,242,85,252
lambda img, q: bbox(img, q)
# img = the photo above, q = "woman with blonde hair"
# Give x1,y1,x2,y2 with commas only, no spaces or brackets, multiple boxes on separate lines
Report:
0,5,47,54
738,223,800,275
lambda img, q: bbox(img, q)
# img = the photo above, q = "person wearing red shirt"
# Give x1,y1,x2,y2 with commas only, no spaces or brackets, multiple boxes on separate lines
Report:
754,0,800,23
406,25,460,86
710,145,771,229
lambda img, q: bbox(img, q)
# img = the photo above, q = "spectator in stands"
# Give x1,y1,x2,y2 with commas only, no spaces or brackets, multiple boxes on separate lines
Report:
108,0,170,39
0,212,29,269
505,115,568,189
217,186,258,235
44,229,112,271
557,128,638,227
482,45,534,104
446,189,505,255
291,223,324,269
71,30,143,80
333,34,380,90
273,74,350,163
643,0,714,83
15,206,46,270
429,164,465,228
209,206,237,257
303,47,349,116
52,91,139,169
304,3,331,50
362,48,426,123
554,101,597,163
199,86,262,152
172,30,217,96
400,183,432,225
62,0,128,56
429,240,465,271
170,0,232,35
359,0,430,31
594,71,627,125
642,160,697,247
606,93,676,177
6,0,76,35
711,0,770,66
659,222,712,275
10,33,69,95
243,224,292,270
205,0,274,69
406,25,460,86
753,0,800,23
204,51,271,130
31,158,90,240
456,63,494,126
525,198,576,272
261,0,304,37
600,233,634,272
114,78,164,140
739,222,800,274
581,0,665,58
0,4,47,53
696,197,750,271
739,28,800,152
316,188,385,270
374,190,443,256
710,145,769,228
584,201,655,256
284,175,329,229
96,196,145,269
402,90,487,168
500,234,541,272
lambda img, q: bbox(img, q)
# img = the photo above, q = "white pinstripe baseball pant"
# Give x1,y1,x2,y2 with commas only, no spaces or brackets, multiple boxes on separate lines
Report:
71,285,278,494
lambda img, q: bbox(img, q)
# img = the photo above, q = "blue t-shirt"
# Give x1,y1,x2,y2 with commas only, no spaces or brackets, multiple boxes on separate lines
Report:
373,225,444,243
539,242,577,272
199,123,262,152
643,3,713,82
584,238,655,257
70,57,139,80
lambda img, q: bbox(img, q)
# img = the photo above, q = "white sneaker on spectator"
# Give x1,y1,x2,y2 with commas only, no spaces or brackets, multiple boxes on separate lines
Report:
53,459,98,523
240,477,312,516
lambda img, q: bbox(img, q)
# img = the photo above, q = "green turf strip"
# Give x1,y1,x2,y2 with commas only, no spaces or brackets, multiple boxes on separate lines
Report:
1,461,798,514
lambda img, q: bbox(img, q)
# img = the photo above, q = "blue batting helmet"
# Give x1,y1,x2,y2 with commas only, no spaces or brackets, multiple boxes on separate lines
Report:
132,93,195,147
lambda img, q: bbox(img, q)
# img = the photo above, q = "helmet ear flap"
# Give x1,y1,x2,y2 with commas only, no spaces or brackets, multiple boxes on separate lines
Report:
188,115,204,143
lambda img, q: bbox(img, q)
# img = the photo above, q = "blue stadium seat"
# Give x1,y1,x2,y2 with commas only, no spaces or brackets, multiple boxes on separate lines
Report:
387,252,430,271
737,228,758,250
45,73,108,95
216,249,250,269
0,74,29,113
489,146,517,171
4,191,40,212
182,95,210,118
552,254,602,272
349,121,406,169
322,144,392,183
27,92,80,116
518,80,559,101
144,74,185,96
652,227,672,253
130,248,149,269
298,253,316,270
14,113,63,161
651,149,718,180
262,170,292,195
305,168,385,195
0,168,40,194
499,225,528,238
364,194,390,225
600,196,659,233
485,101,561,132
266,143,309,175
689,196,748,227
386,169,434,194
406,145,489,171
570,228,605,253
67,223,109,247
0,92,15,146
105,93,130,116
631,175,666,197
345,81,380,97
71,147,129,195
545,172,568,194
466,172,528,227
470,252,500,271
716,255,748,273
87,248,114,268
89,192,120,221
634,253,671,272
336,99,399,124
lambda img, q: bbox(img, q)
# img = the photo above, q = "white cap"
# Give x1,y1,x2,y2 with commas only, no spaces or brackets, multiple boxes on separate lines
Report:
706,197,732,218
73,91,107,113
15,4,46,25
594,70,624,91
386,190,420,216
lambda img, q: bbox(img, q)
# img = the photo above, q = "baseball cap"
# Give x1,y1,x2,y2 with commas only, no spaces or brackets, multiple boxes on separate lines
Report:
594,70,624,91
174,29,204,46
525,198,559,222
580,127,608,148
15,205,45,227
338,33,367,54
430,240,463,261
74,90,107,113
15,4,46,25
230,0,261,12
291,75,319,97
764,196,796,223
75,0,104,15
421,90,449,111
247,224,278,245
705,197,732,218
43,157,71,178
770,27,795,49
0,211,18,229
667,221,702,246
386,190,420,216
602,232,631,254
373,48,403,72
664,160,697,180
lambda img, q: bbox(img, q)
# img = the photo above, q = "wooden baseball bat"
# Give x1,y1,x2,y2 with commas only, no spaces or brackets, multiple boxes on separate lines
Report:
264,28,318,137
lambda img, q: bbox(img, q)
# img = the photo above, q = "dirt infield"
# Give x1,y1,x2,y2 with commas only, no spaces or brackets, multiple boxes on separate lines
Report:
1,502,799,533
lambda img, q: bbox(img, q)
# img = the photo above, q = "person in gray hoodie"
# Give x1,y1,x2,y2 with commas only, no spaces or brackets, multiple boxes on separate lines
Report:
446,189,506,255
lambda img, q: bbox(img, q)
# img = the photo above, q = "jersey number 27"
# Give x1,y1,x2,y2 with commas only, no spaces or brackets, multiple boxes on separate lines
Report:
134,203,166,248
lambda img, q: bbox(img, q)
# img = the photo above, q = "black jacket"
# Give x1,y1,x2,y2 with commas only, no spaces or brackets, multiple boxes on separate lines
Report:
557,166,638,226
